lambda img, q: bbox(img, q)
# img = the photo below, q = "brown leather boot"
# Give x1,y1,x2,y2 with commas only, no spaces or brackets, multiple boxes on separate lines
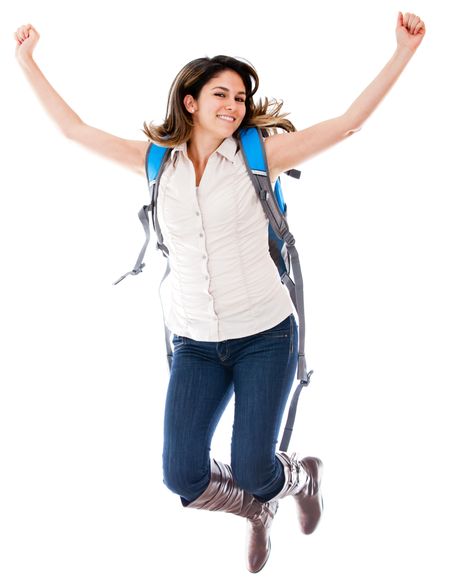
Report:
274,451,324,534
182,458,278,573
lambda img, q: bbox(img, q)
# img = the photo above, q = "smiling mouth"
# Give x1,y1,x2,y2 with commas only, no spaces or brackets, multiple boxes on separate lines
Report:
217,115,236,122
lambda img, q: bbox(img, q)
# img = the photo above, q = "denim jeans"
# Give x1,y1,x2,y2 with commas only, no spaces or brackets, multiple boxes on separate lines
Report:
162,312,299,504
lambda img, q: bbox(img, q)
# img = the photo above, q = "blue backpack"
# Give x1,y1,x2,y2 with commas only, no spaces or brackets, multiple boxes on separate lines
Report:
113,126,313,451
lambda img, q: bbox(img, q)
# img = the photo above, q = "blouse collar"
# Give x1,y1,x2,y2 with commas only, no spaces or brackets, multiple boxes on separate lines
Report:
170,135,237,163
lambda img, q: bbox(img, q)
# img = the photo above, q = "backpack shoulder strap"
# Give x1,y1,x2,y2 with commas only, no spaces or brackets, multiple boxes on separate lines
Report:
238,126,313,451
145,143,175,370
113,140,175,370
145,141,170,184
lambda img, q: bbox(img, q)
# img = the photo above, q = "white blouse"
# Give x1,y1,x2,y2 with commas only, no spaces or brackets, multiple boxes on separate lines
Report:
156,134,294,342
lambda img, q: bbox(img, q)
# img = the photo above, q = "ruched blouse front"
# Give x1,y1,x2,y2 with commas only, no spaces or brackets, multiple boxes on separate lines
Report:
155,135,294,342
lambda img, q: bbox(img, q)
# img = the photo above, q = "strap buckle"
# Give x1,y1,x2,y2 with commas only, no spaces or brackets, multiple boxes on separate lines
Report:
301,369,314,386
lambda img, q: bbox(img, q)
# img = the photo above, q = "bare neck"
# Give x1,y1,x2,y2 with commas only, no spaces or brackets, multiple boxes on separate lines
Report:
186,131,225,168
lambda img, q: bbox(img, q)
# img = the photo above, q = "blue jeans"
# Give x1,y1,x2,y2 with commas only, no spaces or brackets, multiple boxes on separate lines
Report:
162,312,298,504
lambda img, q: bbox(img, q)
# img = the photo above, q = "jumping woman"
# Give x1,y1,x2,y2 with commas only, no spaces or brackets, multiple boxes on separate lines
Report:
14,11,426,573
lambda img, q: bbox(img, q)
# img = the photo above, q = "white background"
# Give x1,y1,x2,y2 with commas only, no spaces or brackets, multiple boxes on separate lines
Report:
1,0,449,585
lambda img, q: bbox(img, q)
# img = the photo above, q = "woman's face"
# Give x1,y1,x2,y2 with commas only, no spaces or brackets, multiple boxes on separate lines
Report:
185,69,247,139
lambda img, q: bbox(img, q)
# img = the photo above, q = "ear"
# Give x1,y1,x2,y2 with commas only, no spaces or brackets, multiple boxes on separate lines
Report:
183,95,197,114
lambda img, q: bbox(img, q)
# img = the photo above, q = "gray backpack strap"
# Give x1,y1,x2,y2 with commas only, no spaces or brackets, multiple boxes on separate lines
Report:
238,131,310,385
148,152,172,371
113,143,170,285
158,256,173,370
238,128,313,451
112,142,174,371
112,204,152,285
149,164,172,371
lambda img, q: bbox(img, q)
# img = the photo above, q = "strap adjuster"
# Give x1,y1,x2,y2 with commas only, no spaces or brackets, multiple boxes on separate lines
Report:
131,263,145,274
302,369,314,386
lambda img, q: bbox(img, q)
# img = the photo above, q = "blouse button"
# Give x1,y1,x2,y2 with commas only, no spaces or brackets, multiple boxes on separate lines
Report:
199,233,203,237
196,212,200,216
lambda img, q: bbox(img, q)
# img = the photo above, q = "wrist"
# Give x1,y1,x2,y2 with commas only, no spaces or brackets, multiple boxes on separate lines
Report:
395,44,415,58
17,54,36,70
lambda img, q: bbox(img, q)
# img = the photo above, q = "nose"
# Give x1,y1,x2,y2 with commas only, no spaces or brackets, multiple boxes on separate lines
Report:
224,98,235,111
225,104,238,117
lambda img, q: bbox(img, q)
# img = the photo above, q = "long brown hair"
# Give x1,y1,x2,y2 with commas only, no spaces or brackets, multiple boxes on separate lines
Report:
141,55,296,147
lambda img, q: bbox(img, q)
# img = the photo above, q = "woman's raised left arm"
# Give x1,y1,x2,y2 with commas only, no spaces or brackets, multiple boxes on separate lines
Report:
345,11,426,129
265,12,426,176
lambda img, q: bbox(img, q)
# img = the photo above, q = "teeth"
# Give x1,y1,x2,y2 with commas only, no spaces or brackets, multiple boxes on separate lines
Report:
217,115,234,121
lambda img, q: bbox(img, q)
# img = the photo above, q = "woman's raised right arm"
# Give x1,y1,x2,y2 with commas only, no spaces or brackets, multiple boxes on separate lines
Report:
14,24,149,177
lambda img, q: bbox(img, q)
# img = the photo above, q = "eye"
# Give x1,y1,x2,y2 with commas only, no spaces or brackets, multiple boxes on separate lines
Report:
214,92,245,103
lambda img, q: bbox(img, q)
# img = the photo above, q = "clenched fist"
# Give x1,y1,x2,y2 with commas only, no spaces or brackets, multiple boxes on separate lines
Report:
14,24,40,62
396,12,426,52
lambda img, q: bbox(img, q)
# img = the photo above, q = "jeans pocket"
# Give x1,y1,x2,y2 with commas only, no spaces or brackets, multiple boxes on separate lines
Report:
259,314,292,338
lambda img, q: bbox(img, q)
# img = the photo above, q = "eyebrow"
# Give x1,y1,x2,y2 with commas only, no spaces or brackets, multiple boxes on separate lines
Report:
211,86,247,96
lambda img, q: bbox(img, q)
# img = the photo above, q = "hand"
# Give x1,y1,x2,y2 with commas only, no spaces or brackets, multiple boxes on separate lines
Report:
396,12,426,53
14,24,40,62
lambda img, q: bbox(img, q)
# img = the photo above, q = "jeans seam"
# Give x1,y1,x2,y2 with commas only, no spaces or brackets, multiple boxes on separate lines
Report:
289,314,294,355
